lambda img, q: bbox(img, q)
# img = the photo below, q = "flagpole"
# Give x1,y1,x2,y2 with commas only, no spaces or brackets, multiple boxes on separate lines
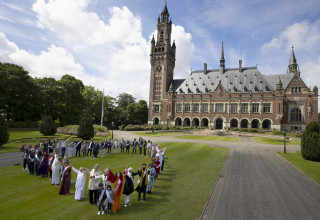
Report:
101,89,104,126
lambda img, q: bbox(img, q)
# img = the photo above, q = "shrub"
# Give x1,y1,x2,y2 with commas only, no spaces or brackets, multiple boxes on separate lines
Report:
301,122,320,161
0,115,10,146
39,116,57,135
77,117,94,140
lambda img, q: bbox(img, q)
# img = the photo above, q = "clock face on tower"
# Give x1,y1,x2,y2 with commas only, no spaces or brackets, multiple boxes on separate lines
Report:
155,65,162,73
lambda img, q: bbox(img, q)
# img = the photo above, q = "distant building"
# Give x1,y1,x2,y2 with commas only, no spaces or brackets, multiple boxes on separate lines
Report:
148,3,318,130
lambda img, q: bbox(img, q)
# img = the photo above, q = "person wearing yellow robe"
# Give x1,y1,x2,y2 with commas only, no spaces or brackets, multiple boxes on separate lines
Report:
132,164,149,201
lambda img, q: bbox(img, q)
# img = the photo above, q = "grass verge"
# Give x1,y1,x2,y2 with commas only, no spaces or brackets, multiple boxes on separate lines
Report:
278,151,320,184
0,142,228,220
253,137,300,145
175,135,238,142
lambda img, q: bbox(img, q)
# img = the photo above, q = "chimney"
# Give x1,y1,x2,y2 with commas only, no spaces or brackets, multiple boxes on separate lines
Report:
239,60,242,72
204,63,207,75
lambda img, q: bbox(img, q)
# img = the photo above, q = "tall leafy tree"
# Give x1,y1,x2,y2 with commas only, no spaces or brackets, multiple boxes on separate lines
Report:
34,77,62,121
82,86,103,124
117,93,135,109
134,100,148,124
58,75,85,125
0,63,40,121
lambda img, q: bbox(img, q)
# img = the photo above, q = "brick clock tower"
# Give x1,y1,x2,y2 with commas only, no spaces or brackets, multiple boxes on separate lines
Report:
148,3,176,125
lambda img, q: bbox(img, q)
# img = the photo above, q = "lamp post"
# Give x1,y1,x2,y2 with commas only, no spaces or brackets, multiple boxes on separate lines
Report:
111,122,114,140
283,129,287,154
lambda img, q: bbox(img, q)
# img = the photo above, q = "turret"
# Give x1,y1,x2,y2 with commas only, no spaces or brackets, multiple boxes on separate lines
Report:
150,35,155,55
276,76,283,90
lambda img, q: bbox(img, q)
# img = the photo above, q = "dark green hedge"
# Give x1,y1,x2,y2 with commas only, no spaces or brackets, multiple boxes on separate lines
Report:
301,122,320,161
39,116,57,135
77,117,94,140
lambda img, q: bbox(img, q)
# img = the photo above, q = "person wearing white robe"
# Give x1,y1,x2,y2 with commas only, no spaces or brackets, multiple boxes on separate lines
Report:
114,140,118,153
51,154,61,185
72,167,89,200
68,141,74,157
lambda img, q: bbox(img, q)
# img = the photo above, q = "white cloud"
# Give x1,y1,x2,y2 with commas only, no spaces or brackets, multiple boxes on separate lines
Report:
171,25,195,79
2,2,25,13
261,20,320,53
0,32,84,79
260,19,320,110
29,0,195,101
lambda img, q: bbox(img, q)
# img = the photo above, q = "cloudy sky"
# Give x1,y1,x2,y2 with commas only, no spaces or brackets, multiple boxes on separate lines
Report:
0,0,319,109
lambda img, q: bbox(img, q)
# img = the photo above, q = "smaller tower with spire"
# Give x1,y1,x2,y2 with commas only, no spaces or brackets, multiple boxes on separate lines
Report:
288,46,300,76
220,41,225,74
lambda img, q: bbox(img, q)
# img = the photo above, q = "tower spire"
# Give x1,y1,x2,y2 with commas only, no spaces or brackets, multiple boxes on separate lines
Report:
288,45,299,75
289,45,297,65
220,41,225,73
161,0,169,22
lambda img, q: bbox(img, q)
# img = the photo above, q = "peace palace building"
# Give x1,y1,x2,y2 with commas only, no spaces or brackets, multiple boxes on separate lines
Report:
148,4,318,130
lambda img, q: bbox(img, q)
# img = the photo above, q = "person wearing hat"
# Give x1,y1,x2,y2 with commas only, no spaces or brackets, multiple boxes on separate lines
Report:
59,160,72,195
123,167,134,207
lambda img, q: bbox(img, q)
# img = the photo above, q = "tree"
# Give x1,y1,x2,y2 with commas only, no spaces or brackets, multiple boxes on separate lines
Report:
59,75,85,125
0,115,9,146
39,116,57,135
82,86,103,124
117,93,135,109
34,77,62,121
301,122,320,161
0,63,40,122
77,117,94,140
134,100,148,124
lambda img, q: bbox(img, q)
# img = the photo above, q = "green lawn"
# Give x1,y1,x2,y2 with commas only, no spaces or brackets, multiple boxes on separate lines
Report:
133,131,183,137
253,137,301,145
175,135,238,142
0,142,228,220
278,151,320,184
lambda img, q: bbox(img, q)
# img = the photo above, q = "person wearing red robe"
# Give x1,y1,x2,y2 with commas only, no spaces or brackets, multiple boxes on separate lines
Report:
155,156,161,179
59,160,72,195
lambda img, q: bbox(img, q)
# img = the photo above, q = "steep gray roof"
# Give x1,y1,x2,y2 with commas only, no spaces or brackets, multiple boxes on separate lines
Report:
174,67,280,94
264,74,294,90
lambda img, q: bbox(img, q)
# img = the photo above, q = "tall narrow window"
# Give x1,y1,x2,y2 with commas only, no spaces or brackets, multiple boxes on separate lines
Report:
290,108,302,122
278,103,281,113
154,105,160,113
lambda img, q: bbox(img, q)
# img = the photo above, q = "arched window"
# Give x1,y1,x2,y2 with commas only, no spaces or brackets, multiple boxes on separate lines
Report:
291,108,302,122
